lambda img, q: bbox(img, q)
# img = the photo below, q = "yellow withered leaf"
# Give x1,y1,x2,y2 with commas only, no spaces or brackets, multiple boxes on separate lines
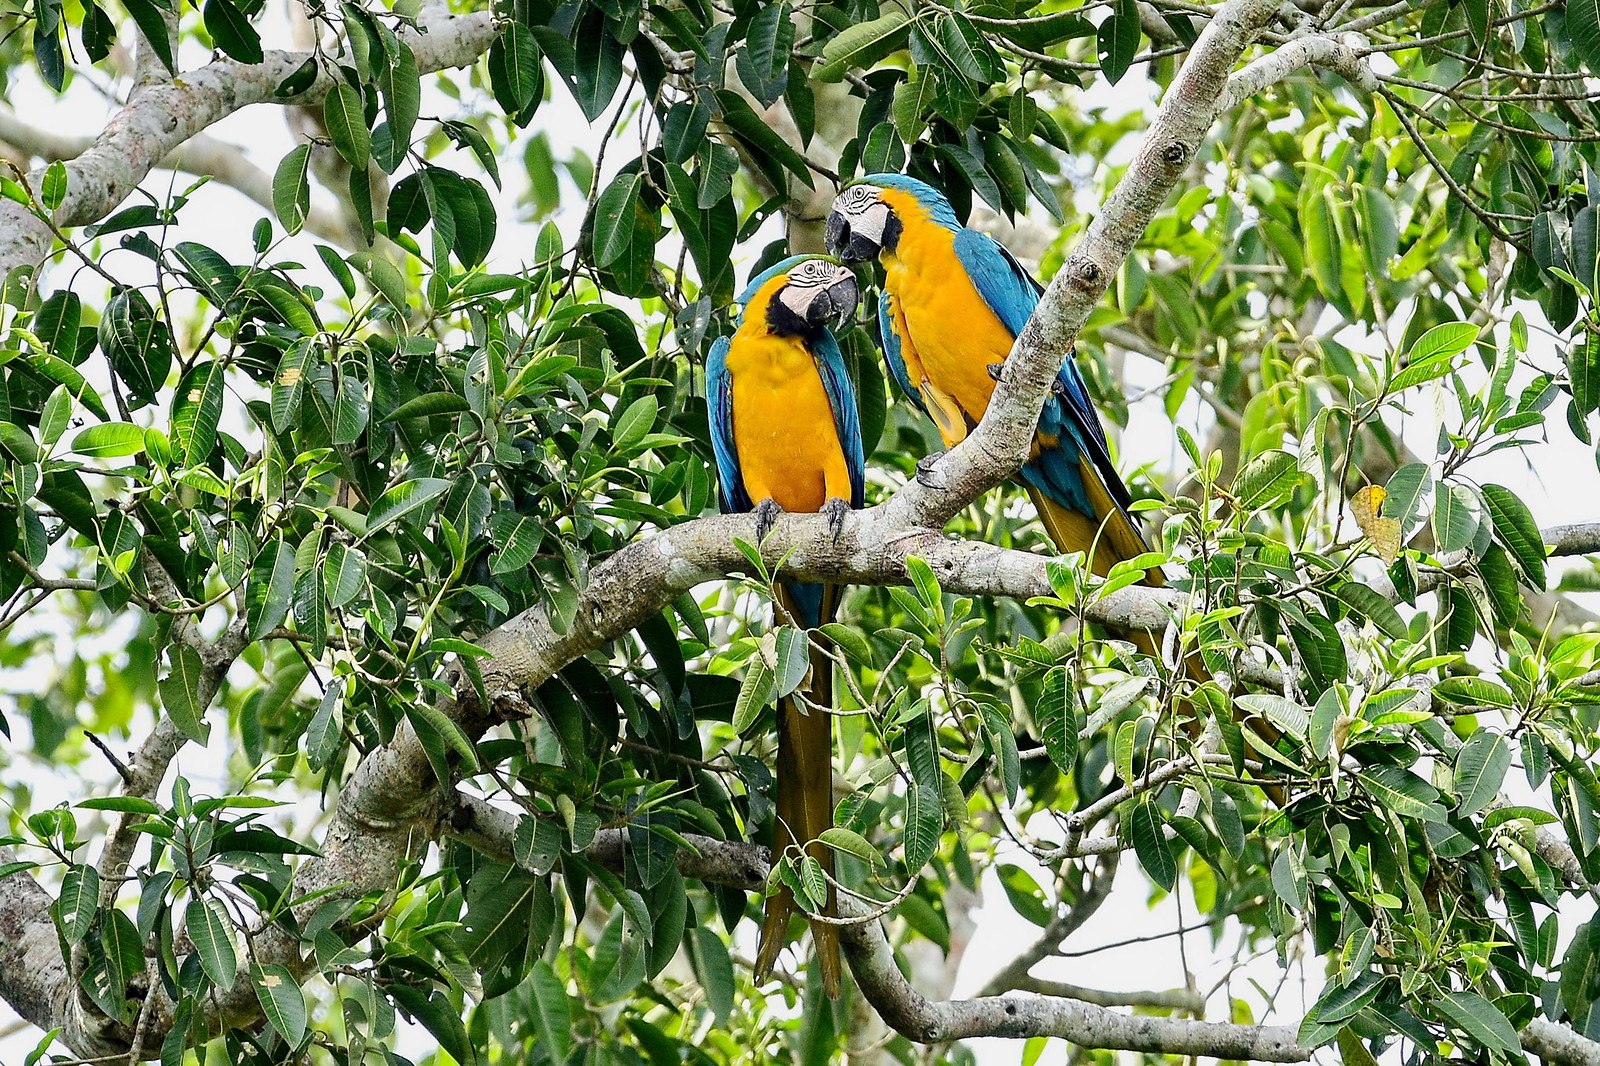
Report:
1352,485,1401,563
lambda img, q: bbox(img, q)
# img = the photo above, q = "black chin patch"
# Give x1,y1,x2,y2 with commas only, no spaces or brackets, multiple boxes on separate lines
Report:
882,212,903,253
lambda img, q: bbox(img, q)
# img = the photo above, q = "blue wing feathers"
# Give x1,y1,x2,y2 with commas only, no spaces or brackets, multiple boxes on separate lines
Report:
706,335,751,513
877,291,925,414
813,330,867,509
952,227,1134,521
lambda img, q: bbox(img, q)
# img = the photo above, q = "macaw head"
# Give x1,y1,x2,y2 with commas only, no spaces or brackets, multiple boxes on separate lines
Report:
826,173,961,262
737,254,860,337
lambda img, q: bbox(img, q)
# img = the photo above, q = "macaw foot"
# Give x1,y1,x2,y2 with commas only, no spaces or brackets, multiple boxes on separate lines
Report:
821,497,851,543
986,362,1006,383
915,450,948,489
753,498,784,543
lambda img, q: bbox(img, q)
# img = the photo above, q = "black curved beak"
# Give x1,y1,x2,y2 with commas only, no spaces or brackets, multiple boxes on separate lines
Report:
827,212,880,263
825,211,850,258
805,273,860,330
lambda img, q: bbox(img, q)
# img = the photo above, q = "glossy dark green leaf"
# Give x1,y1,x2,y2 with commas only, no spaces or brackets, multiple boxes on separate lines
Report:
170,361,223,468
160,643,210,743
245,537,295,641
1097,0,1140,84
488,22,544,127
1127,797,1176,891
323,83,370,168
203,0,263,63
99,288,173,409
33,0,65,90
570,10,624,121
252,963,308,1047
123,0,175,72
1481,483,1547,588
814,10,910,81
272,144,312,235
186,898,237,990
592,171,643,268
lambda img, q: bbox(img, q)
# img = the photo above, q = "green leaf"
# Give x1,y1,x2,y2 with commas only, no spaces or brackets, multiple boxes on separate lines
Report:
713,90,815,191
186,898,237,990
245,536,296,641
905,555,944,618
1455,731,1512,816
323,83,371,169
1236,693,1309,737
252,963,308,1047
1432,676,1514,708
1039,666,1079,773
272,144,313,235
56,866,99,945
101,908,143,1000
691,927,735,1024
370,42,421,171
771,626,810,698
1096,0,1141,83
591,171,642,269
364,477,452,536
819,827,880,868
731,656,774,733
405,702,479,771
322,541,367,608
1432,482,1481,554
488,22,543,123
1336,582,1407,639
1232,449,1302,509
1571,331,1600,418
610,394,658,453
202,0,263,63
41,161,67,212
170,361,224,468
736,1,792,106
33,0,64,90
1357,766,1446,822
1127,796,1176,891
1480,483,1547,588
160,643,210,744
814,11,910,81
123,0,175,73
1393,322,1479,391
72,423,145,458
529,961,573,1061
76,797,161,814
1574,204,1600,295
305,687,342,770
937,12,1003,82
1572,0,1600,76
902,780,942,874
1435,991,1519,1052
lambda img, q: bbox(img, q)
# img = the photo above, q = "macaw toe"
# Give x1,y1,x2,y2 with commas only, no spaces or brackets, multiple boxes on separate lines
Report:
915,450,948,489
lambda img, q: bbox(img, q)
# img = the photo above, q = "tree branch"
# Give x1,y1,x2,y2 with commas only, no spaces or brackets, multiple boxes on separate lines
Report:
0,109,354,247
0,6,494,277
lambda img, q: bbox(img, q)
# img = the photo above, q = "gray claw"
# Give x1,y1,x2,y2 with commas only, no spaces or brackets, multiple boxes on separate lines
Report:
986,362,1006,383
753,498,783,542
915,450,948,489
821,497,851,543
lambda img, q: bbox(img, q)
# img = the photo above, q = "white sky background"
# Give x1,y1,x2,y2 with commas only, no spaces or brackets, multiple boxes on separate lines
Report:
4,22,1600,1065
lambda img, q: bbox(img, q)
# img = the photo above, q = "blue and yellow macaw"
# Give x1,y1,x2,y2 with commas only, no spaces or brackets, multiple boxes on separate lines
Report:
823,177,1300,780
706,254,864,997
825,173,1158,585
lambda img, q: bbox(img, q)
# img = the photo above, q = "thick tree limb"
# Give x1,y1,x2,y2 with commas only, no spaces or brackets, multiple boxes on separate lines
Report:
0,6,494,277
0,110,354,246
